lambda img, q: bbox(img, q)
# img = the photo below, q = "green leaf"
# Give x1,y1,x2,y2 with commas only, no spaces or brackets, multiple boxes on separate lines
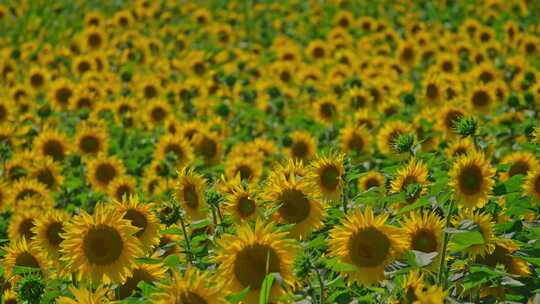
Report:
259,273,275,304
160,227,185,235
398,196,431,214
226,286,250,303
163,254,181,268
450,231,485,253
411,250,438,267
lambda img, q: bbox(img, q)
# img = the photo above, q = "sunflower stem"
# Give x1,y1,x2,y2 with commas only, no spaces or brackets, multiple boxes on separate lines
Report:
313,267,324,304
71,273,78,288
437,199,455,287
178,211,193,265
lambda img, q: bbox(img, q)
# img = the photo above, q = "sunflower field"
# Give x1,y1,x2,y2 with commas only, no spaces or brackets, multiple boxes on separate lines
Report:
1,0,540,303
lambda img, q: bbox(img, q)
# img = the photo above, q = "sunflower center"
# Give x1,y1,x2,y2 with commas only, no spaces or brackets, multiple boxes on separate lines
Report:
43,139,65,161
347,133,364,152
476,245,511,268
444,111,463,130
46,222,64,247
312,46,325,59
151,107,166,122
164,144,184,161
479,71,494,83
118,268,153,299
320,165,340,190
237,196,256,217
458,165,483,195
180,291,208,304
411,229,438,253
95,163,117,185
365,178,381,189
124,209,147,237
292,141,308,159
508,161,529,177
80,135,100,154
144,86,158,99
37,169,56,189
235,165,253,181
534,176,540,195
278,189,310,223
15,189,39,202
115,185,133,201
472,90,490,107
441,61,453,72
351,95,367,109
426,83,439,100
348,227,390,267
55,87,72,106
15,252,40,269
88,33,102,48
320,102,336,119
77,61,91,74
183,184,199,209
30,74,44,88
233,244,281,290
83,225,124,265
401,47,414,62
198,137,217,160
19,218,36,240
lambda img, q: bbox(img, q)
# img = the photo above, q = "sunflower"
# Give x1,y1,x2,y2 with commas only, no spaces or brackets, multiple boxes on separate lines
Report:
3,238,49,278
438,104,466,138
86,154,126,192
354,109,378,130
358,171,385,191
345,87,371,110
8,208,42,242
31,209,71,258
422,75,443,105
145,99,171,126
398,270,430,304
451,209,496,258
0,98,13,125
401,211,444,260
224,179,261,223
306,40,328,61
175,167,207,220
339,124,372,156
328,207,405,285
27,66,49,92
56,285,110,304
2,289,18,304
499,151,539,181
33,128,71,162
391,158,429,203
72,55,95,77
449,150,495,209
289,131,317,161
215,221,298,303
75,123,108,156
413,285,446,304
192,131,223,165
396,41,418,67
225,156,263,186
118,263,167,299
115,195,161,252
48,79,75,111
377,120,414,156
155,134,194,167
314,97,339,125
11,178,53,208
82,26,106,51
307,153,345,201
153,268,224,304
476,239,530,277
445,137,476,159
265,174,325,239
29,156,64,190
524,169,540,201
108,175,137,202
137,76,163,100
468,84,495,113
60,203,144,284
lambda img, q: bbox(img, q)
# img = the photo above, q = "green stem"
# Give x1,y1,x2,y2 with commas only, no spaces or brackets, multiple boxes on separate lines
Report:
437,199,455,287
178,212,193,265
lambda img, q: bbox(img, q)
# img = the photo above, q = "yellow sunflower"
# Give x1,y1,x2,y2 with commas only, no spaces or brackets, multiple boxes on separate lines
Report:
155,134,194,167
391,158,429,203
107,175,137,202
118,263,167,299
377,120,413,156
33,128,71,162
358,171,385,191
8,208,42,241
401,211,444,261
48,79,75,111
75,123,109,156
476,239,530,277
288,131,317,162
524,169,540,201
468,84,495,113
192,131,223,165
31,209,71,259
444,137,477,159
115,195,161,252
11,178,53,208
339,124,372,156
328,207,405,285
29,156,64,191
175,167,207,220
56,285,110,304
224,156,264,186
152,268,224,304
449,150,495,209
451,209,496,258
265,175,325,239
307,152,345,201
224,180,261,223
499,151,539,181
215,221,298,303
60,204,144,284
3,238,49,278
86,154,126,192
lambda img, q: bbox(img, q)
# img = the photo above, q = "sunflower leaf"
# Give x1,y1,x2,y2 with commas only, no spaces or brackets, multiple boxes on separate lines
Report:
411,250,438,267
450,231,485,253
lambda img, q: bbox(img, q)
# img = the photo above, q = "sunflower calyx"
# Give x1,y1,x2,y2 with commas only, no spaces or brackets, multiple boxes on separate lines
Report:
393,133,415,154
454,117,478,138
16,274,46,304
158,199,181,226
